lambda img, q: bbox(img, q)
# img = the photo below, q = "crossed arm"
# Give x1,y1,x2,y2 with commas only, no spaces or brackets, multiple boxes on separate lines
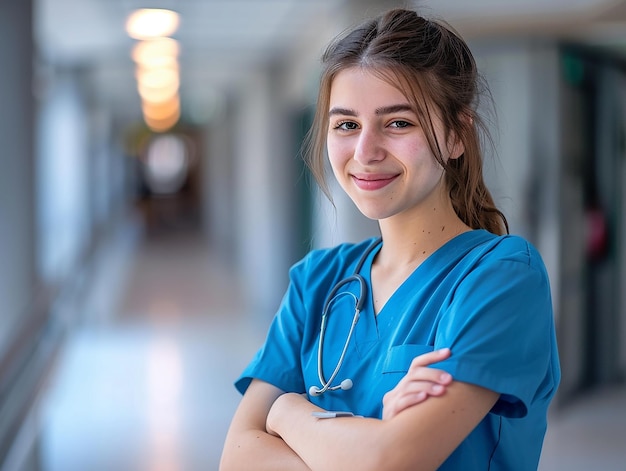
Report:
220,349,499,471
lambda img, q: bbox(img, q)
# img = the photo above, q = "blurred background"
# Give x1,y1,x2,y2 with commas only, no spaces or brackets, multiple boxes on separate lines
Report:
1,0,625,469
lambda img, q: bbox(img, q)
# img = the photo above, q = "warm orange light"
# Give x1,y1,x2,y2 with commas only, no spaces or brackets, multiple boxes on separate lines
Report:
136,54,178,70
137,81,180,103
141,95,180,119
142,96,181,121
127,12,183,133
136,67,180,90
126,9,180,40
144,110,181,132
131,38,180,66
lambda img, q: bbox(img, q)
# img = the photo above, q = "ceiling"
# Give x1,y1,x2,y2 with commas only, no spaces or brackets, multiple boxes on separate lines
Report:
34,0,626,127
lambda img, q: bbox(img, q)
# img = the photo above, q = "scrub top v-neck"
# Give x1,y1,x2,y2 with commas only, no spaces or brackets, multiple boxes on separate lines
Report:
235,230,560,471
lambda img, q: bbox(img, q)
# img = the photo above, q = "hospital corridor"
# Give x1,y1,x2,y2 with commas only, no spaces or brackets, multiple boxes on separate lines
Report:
9,215,625,471
2,0,626,470
24,218,267,471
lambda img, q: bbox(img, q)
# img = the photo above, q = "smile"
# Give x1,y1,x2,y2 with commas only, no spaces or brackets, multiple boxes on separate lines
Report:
351,173,399,191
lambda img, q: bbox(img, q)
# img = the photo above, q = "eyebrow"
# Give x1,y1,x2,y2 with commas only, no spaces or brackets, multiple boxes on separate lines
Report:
328,104,414,117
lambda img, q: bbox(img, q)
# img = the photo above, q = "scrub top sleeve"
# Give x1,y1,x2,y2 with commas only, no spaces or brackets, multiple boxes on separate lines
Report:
235,261,309,396
434,250,557,418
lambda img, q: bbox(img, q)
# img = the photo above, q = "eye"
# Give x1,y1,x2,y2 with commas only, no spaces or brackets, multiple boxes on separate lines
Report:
389,120,412,129
333,120,359,131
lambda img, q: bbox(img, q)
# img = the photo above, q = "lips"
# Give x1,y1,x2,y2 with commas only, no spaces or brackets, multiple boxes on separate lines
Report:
351,173,399,191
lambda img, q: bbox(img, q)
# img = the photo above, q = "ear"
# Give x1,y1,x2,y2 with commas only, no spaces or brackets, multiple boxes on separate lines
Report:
447,111,472,160
447,131,464,160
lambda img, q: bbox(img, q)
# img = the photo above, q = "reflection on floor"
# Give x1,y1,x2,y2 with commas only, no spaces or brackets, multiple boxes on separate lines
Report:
540,385,626,470
27,223,626,471
36,225,267,471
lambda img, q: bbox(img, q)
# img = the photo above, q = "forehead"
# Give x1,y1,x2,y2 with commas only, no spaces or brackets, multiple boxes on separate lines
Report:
329,67,410,110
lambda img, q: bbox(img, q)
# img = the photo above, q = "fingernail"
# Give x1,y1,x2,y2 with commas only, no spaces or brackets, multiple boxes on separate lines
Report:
432,385,444,393
440,373,452,382
439,347,451,354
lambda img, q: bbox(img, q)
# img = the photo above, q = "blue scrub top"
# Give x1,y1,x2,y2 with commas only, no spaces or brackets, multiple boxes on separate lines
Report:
236,230,561,470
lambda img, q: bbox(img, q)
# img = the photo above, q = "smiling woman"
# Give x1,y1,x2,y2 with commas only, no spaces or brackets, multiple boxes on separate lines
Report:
220,7,560,471
326,68,458,222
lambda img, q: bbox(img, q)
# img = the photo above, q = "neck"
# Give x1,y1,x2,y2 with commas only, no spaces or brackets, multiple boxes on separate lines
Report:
377,204,470,269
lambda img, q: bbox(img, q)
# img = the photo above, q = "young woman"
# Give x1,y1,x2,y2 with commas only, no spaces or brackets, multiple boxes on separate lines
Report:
220,8,560,471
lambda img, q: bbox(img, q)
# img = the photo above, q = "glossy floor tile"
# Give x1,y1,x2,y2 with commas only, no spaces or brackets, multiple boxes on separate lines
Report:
539,384,626,470
36,226,266,471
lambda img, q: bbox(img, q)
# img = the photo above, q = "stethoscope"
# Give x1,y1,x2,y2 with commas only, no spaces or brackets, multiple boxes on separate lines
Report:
308,237,382,397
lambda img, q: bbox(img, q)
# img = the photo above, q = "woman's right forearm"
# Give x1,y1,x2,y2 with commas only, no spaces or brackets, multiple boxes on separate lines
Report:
221,380,311,470
220,429,311,471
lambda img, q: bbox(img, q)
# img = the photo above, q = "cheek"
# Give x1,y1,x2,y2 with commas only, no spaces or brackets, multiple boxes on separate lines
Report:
326,137,353,168
407,140,441,169
327,155,345,183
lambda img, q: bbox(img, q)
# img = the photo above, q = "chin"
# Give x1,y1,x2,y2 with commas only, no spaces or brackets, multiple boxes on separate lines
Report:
354,203,395,221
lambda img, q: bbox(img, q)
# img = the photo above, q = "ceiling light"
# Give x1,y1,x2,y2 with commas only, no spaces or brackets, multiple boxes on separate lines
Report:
131,38,180,65
138,81,180,103
142,96,181,121
126,8,180,39
144,110,181,133
136,54,178,70
136,67,180,90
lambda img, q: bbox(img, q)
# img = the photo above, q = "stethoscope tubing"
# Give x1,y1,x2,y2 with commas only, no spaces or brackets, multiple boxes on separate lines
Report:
315,290,361,395
311,237,382,396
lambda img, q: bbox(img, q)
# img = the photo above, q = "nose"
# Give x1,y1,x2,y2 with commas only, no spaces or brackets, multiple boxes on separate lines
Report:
353,127,385,164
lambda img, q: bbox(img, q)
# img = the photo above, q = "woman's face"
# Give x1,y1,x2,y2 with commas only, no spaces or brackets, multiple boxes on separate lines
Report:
326,67,461,222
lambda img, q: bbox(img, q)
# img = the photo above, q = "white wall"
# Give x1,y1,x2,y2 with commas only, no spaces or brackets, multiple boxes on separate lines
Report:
202,98,236,256
472,41,535,237
36,71,90,283
472,39,562,302
231,66,299,317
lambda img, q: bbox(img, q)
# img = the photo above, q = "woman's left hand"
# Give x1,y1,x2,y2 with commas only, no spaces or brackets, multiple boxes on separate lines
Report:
382,348,453,420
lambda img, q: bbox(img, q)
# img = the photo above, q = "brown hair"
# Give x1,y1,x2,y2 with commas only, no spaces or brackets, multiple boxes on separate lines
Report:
304,8,508,235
